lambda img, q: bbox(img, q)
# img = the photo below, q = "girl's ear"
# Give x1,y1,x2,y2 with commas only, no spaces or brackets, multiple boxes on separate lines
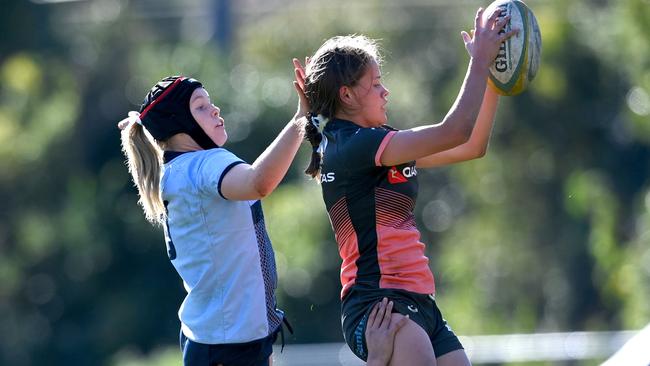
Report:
339,85,355,107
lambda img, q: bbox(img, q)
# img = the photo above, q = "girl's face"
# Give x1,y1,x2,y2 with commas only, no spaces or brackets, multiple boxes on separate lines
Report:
190,88,227,146
348,59,390,128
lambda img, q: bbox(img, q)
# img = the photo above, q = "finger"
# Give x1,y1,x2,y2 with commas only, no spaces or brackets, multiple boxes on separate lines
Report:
380,300,394,329
293,59,306,80
473,7,484,30
293,81,307,100
390,314,409,333
297,64,306,80
293,57,303,69
487,7,502,25
494,15,511,31
294,68,305,90
499,28,520,42
375,298,389,328
293,58,306,78
366,301,380,329
294,66,303,80
293,84,309,112
461,31,471,45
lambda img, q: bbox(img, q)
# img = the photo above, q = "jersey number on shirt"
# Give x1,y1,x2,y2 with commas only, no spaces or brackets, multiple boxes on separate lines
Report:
163,200,177,260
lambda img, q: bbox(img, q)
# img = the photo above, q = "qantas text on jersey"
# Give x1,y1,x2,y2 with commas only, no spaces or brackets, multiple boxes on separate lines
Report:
321,172,336,183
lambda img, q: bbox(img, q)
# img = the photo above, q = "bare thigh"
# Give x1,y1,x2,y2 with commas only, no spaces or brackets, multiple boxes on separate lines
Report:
389,315,436,366
437,349,471,366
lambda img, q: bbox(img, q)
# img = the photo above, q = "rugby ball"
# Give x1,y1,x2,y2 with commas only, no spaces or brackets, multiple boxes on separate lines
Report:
484,0,541,96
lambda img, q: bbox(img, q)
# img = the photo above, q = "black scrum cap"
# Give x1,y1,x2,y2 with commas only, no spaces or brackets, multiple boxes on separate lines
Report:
139,76,218,150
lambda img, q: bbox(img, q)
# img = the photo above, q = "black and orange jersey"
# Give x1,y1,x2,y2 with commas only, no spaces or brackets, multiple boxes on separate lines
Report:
319,119,435,299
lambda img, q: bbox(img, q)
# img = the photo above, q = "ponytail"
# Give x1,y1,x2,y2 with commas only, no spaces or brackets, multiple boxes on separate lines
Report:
120,121,165,226
304,116,323,178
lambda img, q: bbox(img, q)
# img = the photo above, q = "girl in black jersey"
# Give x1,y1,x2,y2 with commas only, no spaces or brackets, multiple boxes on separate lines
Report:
296,7,517,366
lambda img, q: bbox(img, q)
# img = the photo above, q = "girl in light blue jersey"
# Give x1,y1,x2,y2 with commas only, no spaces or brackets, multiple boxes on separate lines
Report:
118,61,308,366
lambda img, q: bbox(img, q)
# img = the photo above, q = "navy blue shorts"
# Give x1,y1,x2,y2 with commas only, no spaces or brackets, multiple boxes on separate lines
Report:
180,328,279,366
341,287,463,361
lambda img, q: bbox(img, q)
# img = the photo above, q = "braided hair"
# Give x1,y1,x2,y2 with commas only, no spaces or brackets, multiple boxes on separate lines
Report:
303,35,382,178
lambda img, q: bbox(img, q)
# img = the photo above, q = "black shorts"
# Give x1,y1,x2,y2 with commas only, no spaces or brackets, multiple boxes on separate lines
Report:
341,287,463,361
180,328,279,366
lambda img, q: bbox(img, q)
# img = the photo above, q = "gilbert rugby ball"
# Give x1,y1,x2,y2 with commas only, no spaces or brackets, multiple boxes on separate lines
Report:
484,0,541,96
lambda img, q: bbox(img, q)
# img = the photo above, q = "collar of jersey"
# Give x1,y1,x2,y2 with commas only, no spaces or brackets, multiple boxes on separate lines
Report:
163,150,188,163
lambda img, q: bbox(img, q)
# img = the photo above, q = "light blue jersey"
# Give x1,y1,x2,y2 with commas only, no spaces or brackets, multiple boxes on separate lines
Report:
161,148,283,344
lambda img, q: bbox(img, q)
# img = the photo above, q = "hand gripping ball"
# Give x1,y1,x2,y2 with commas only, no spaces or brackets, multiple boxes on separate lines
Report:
484,0,542,96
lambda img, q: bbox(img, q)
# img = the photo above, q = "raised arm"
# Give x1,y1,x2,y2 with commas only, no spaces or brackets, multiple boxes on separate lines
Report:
220,59,309,201
379,8,514,167
416,85,499,168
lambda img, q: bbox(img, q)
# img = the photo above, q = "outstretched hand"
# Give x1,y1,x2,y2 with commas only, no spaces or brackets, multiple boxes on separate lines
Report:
461,7,519,67
365,298,409,366
292,57,310,119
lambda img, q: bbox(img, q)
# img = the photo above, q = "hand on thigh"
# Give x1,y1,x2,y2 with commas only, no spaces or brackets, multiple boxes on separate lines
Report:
390,316,436,366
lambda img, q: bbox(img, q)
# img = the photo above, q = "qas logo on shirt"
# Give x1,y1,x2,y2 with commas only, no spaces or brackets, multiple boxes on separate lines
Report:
388,166,417,184
320,172,335,183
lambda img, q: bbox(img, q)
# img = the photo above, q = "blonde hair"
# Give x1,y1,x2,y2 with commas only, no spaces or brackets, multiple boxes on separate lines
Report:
120,122,166,226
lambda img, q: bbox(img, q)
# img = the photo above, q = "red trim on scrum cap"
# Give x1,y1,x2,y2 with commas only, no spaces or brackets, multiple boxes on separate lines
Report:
139,77,186,120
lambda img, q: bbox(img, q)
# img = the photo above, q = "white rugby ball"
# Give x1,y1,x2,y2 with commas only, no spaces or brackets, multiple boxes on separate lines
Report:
484,0,541,96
